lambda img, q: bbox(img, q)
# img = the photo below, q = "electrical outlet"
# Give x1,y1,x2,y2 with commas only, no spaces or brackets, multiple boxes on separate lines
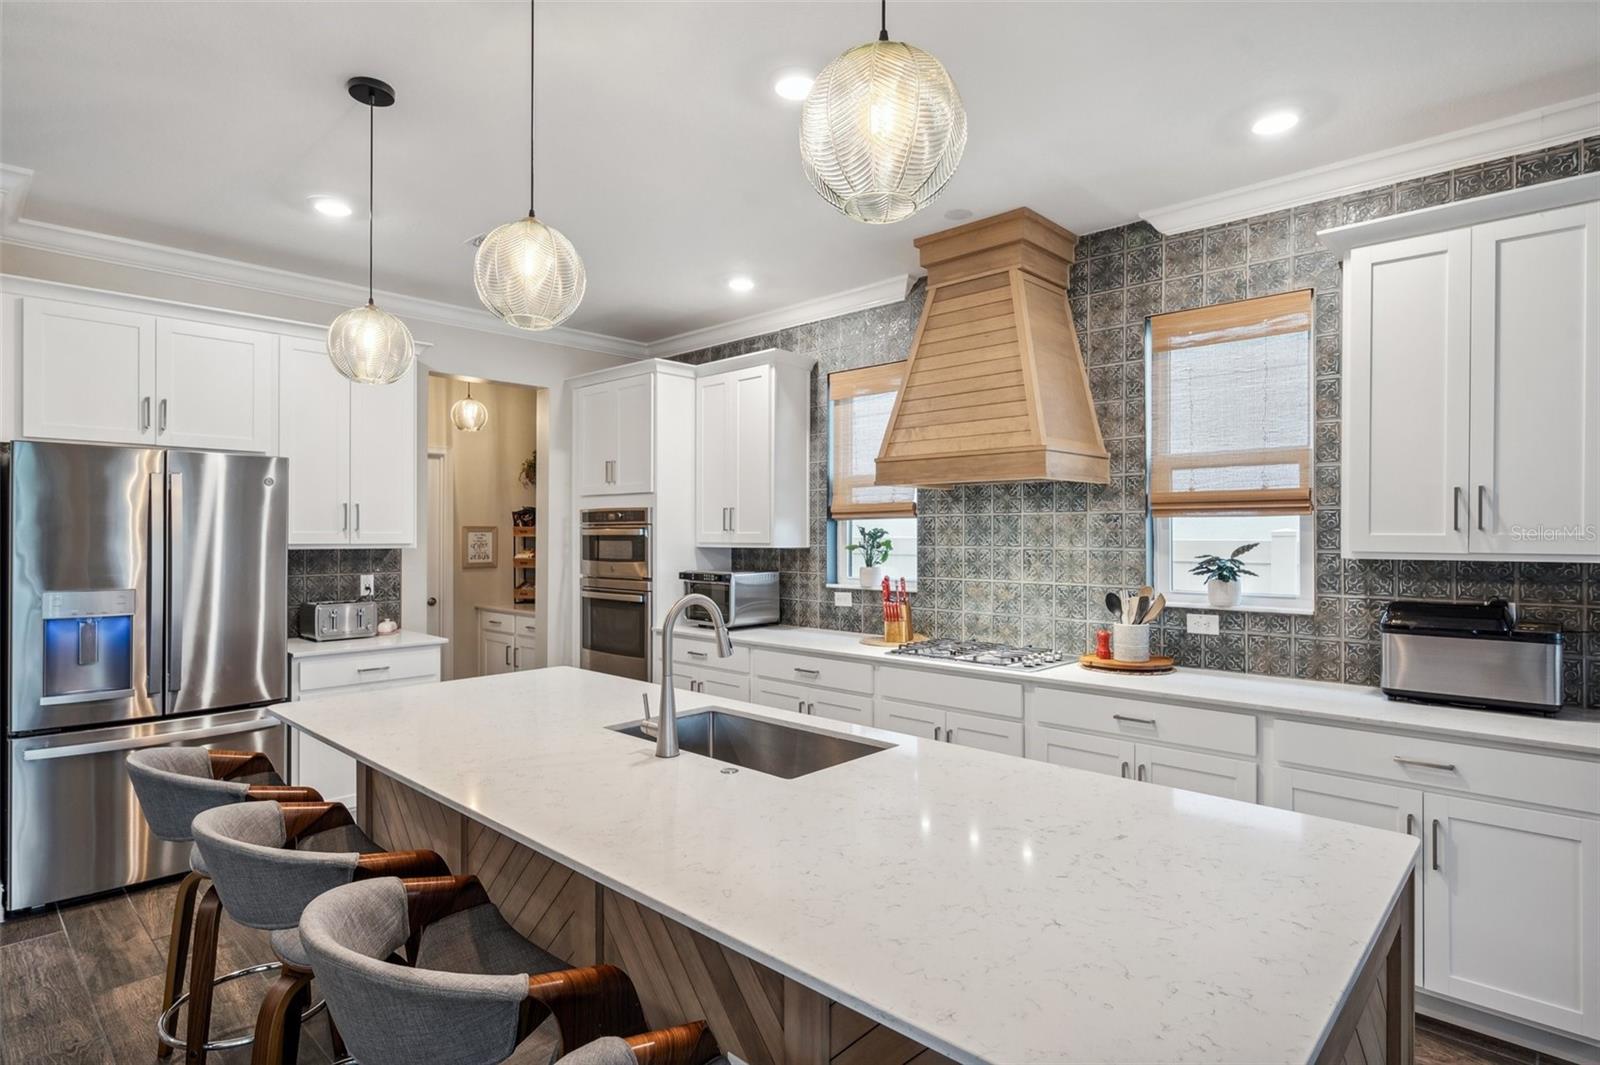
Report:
833,590,853,607
1187,613,1220,636
359,573,375,598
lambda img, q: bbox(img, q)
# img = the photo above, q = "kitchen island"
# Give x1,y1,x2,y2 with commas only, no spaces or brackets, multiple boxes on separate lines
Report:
273,666,1417,1065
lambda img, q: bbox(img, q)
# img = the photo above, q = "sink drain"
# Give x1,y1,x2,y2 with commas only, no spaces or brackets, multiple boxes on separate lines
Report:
720,767,738,774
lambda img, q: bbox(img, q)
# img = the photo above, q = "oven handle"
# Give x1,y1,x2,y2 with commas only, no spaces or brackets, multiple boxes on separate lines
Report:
581,525,651,537
581,590,650,604
21,719,279,761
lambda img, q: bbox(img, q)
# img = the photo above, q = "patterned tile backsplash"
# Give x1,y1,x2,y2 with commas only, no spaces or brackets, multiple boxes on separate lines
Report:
674,136,1600,707
286,548,403,638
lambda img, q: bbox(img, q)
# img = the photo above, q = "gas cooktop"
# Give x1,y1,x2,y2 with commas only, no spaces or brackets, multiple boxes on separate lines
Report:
886,638,1065,671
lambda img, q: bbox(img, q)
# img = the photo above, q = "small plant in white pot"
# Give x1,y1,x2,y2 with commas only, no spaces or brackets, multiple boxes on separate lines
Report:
1190,543,1259,608
848,526,893,589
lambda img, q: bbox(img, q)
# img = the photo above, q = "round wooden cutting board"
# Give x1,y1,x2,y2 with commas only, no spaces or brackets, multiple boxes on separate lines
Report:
1078,653,1176,674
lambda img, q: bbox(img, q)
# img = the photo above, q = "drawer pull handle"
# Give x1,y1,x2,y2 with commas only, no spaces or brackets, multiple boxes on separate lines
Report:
1394,757,1456,772
807,702,816,716
1136,764,1147,782
487,619,504,627
794,667,820,677
356,665,391,674
1432,819,1442,872
1112,714,1156,726
687,650,707,659
1120,760,1129,778
932,726,941,742
1405,813,1415,836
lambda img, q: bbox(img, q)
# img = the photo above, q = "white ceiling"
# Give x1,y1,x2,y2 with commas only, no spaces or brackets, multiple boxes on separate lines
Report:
3,1,1598,345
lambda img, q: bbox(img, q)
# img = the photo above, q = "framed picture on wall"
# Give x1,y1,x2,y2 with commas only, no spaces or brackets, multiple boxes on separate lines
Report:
462,525,497,568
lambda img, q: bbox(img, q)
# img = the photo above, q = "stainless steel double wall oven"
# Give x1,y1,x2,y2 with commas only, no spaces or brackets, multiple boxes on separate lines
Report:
579,508,652,680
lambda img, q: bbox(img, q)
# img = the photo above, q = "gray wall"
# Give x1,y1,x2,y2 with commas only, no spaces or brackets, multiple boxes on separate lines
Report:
674,135,1600,707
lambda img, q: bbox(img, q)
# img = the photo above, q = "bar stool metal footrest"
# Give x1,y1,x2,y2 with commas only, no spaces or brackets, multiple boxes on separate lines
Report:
155,961,327,1053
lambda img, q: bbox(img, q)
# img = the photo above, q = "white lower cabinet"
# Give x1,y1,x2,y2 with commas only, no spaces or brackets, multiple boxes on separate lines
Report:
674,664,749,701
1423,793,1599,1038
874,697,1023,755
752,678,873,727
481,630,516,676
1029,722,1257,800
874,698,941,741
1029,725,1136,778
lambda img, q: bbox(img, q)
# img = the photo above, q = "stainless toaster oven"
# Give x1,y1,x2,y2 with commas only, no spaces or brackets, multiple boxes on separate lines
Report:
1379,599,1563,714
678,571,779,629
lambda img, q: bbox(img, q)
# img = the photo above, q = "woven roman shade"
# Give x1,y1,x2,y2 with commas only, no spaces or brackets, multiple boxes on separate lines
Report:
1148,290,1315,517
830,362,916,518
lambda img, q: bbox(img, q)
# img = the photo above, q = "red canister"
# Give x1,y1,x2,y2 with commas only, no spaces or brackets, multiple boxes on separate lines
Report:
1095,629,1112,659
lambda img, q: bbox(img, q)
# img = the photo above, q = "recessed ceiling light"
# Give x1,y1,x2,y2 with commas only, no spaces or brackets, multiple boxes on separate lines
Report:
1250,110,1300,137
727,276,756,293
309,195,353,218
773,72,814,101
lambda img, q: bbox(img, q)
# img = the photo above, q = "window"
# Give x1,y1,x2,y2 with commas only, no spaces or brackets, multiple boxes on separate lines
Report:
1147,291,1316,613
828,362,917,586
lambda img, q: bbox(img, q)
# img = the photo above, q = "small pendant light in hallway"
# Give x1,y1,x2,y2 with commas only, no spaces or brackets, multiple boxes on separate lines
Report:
328,76,415,384
799,0,967,224
450,380,490,432
474,0,586,330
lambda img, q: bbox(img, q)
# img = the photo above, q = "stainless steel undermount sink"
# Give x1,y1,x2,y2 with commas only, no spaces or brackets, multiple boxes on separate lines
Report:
609,708,892,779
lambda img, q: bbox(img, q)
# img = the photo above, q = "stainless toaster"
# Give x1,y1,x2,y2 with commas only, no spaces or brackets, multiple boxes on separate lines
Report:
1379,599,1563,714
298,600,379,642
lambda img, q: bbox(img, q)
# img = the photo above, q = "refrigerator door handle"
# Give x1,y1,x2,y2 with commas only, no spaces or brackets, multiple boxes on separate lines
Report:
20,718,279,761
167,471,184,694
148,471,167,703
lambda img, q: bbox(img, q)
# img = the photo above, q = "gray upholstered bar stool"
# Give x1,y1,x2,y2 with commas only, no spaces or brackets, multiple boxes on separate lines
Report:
126,745,322,1062
299,875,726,1065
190,798,446,1065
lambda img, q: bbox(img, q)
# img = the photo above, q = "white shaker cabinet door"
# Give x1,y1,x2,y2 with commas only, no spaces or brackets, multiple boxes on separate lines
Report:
1467,202,1600,557
729,363,774,544
22,298,157,445
155,318,278,453
1027,724,1136,779
1423,793,1599,1038
1138,744,1258,802
873,698,942,741
944,709,1023,756
480,630,516,676
279,338,352,545
348,363,418,546
806,690,873,728
573,382,618,495
695,373,734,543
1344,230,1473,556
611,374,655,494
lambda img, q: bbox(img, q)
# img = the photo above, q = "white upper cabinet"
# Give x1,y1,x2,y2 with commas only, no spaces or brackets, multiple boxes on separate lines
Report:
22,299,157,445
21,296,277,453
1341,187,1600,561
154,319,277,453
574,373,654,496
278,339,417,548
1467,204,1600,556
694,349,812,548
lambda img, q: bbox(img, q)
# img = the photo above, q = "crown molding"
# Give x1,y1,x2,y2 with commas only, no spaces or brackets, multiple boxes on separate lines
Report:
1141,94,1600,235
0,165,33,225
645,273,918,357
0,212,651,359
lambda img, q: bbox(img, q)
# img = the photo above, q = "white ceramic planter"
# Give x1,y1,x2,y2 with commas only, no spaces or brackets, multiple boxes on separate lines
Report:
1112,623,1151,663
1207,580,1242,608
858,565,883,589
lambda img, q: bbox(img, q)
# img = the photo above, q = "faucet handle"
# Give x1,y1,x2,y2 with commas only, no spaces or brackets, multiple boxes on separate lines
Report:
641,692,652,722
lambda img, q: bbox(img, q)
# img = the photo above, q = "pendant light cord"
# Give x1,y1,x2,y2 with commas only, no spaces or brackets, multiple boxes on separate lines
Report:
367,96,375,304
528,0,537,217
879,0,888,41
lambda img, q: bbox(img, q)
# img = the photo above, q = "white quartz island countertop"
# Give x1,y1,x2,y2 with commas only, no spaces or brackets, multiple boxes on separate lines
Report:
274,666,1418,1064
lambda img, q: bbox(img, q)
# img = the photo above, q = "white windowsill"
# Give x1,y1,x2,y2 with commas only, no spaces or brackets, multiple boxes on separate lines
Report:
826,581,919,593
1161,591,1315,616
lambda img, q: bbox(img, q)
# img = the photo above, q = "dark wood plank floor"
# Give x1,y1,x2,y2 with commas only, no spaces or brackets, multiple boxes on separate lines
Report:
0,876,1570,1065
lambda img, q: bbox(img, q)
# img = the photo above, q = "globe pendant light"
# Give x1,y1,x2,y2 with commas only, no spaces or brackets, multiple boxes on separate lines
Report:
328,77,415,384
450,381,490,432
474,0,585,330
799,0,967,224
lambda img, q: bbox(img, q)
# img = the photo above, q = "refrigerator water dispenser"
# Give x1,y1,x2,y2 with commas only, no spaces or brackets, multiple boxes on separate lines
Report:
42,589,135,705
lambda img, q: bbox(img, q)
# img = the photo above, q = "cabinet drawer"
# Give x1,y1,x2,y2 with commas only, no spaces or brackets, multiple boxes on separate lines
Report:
945,709,1023,756
515,616,538,639
676,665,749,702
297,647,440,693
874,698,940,740
1275,719,1600,813
876,665,1022,719
1029,687,1255,757
673,636,751,673
479,611,516,635
752,649,872,694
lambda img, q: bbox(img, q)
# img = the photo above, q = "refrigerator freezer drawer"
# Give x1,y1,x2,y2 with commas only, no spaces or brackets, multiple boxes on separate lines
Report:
5,710,285,912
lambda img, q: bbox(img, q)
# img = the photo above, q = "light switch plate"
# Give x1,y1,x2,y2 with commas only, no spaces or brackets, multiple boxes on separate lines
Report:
359,573,375,598
1187,613,1220,636
833,591,853,607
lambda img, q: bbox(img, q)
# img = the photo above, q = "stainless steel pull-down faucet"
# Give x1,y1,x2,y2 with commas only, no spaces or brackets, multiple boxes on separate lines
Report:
649,594,734,758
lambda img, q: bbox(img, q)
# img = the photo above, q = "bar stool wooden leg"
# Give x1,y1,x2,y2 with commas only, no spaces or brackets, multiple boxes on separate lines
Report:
251,965,312,1065
184,885,224,1065
158,871,206,1059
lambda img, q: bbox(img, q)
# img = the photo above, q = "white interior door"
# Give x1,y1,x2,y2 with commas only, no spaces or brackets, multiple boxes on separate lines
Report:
1468,202,1600,556
1423,793,1599,1037
730,364,774,544
155,318,277,452
426,451,452,677
1027,725,1136,779
280,338,352,545
1343,231,1472,555
348,363,418,545
21,298,156,444
695,374,733,543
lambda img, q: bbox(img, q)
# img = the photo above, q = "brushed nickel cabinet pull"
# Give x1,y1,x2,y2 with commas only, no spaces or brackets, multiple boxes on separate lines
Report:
1394,756,1456,772
945,728,955,743
1113,714,1157,727
158,398,168,433
808,702,816,716
503,645,511,667
794,667,820,677
1432,819,1442,871
354,502,361,532
1136,764,1147,782
356,665,390,674
686,649,707,659
1477,485,1487,532
342,502,349,531
1405,813,1415,836
1120,761,1130,778
1453,486,1463,532
141,396,151,432
931,726,941,741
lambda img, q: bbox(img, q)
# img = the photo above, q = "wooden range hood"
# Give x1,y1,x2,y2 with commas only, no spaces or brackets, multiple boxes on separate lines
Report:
874,208,1110,487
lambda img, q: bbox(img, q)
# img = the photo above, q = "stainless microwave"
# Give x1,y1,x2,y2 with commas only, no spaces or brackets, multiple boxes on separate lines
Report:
678,571,779,629
580,508,651,581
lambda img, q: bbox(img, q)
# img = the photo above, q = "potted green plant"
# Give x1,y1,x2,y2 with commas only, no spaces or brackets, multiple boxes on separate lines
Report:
1190,542,1259,608
847,526,893,589
518,452,537,489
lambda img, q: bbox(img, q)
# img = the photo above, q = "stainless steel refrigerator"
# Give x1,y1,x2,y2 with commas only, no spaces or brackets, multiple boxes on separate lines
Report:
4,440,288,911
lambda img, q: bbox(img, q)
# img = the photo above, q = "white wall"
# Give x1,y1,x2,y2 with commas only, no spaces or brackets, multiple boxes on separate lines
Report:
0,243,632,667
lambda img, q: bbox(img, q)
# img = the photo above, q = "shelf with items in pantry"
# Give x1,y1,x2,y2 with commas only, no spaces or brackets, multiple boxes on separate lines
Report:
512,506,535,606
